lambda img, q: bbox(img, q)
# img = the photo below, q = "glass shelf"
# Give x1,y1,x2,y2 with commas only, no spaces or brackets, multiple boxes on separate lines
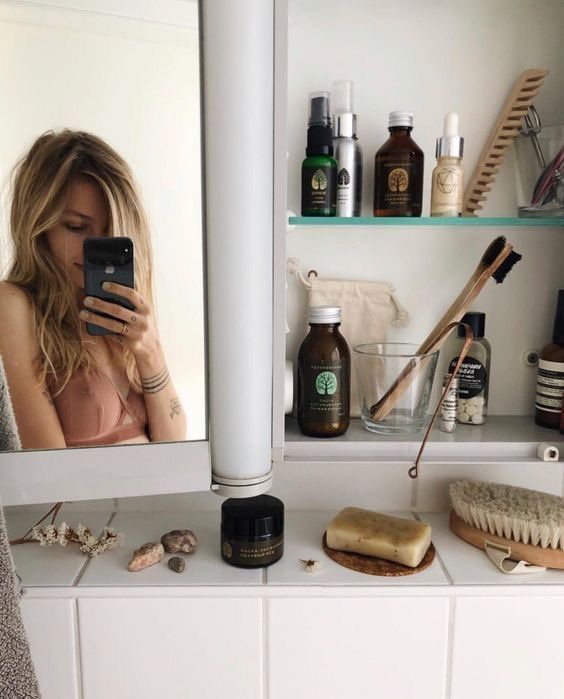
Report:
288,216,564,227
283,416,564,463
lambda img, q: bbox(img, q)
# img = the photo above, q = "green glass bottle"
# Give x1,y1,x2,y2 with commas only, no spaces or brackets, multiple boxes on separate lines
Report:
301,92,337,216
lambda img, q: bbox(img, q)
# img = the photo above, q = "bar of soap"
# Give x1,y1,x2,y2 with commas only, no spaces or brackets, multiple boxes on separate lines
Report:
326,507,432,568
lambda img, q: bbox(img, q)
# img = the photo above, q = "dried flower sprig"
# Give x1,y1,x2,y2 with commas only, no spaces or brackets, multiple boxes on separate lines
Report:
30,522,123,557
300,558,322,573
9,502,124,558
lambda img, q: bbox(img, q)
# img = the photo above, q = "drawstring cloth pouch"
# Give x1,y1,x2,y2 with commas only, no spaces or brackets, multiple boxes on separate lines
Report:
287,258,410,417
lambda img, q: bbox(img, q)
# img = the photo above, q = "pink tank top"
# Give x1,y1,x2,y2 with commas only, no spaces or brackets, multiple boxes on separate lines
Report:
51,368,148,447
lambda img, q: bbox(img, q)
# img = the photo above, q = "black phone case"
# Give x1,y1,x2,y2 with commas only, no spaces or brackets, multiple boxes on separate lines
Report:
83,237,135,336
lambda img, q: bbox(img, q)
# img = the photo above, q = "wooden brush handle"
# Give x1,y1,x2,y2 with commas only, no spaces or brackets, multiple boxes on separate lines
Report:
463,68,548,216
421,245,513,352
370,244,513,421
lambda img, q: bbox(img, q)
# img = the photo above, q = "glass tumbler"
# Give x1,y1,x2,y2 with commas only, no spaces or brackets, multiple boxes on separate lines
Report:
353,343,439,435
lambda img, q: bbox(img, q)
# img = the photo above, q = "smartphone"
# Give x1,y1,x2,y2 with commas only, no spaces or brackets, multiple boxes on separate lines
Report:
83,237,135,336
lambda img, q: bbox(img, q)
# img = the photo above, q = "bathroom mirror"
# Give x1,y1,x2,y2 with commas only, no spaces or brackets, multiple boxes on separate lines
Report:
0,0,277,505
0,0,210,503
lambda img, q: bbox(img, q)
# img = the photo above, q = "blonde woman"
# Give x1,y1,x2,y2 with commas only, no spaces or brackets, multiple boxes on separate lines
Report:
0,130,186,449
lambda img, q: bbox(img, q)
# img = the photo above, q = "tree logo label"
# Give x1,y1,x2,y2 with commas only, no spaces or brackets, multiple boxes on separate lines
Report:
388,167,409,192
311,169,328,191
316,371,337,395
337,168,350,186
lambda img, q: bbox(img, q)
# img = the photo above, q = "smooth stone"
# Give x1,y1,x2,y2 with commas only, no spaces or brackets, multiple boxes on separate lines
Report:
161,529,198,554
168,556,185,573
127,542,164,571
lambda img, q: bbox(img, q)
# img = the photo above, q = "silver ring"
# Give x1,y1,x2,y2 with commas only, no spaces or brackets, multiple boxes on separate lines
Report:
121,322,128,336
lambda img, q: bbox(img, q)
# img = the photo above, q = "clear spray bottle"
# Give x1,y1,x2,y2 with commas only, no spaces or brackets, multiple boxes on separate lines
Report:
332,81,363,217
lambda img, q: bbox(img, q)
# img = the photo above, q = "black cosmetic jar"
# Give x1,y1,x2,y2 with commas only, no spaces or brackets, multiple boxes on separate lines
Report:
221,495,284,568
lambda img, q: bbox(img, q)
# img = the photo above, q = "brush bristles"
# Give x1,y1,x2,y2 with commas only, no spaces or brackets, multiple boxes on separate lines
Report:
481,236,506,266
450,480,564,551
492,249,522,284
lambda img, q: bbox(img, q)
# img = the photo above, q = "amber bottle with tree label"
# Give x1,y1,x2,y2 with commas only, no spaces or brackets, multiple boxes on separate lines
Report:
373,111,424,217
535,290,564,429
297,306,350,437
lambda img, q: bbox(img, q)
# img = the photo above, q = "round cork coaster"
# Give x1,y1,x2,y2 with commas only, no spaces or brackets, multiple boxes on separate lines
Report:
322,533,436,577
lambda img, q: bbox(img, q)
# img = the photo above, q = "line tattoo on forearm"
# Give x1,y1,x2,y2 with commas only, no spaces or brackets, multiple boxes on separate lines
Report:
169,397,182,419
141,367,170,394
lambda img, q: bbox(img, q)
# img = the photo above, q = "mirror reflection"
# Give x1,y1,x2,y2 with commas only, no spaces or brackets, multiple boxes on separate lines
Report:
0,2,205,449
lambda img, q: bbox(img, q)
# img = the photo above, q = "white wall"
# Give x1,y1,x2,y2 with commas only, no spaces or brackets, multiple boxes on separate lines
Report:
0,1,205,439
285,0,564,415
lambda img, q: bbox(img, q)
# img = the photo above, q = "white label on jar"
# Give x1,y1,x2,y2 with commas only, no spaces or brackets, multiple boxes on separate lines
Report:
535,359,564,413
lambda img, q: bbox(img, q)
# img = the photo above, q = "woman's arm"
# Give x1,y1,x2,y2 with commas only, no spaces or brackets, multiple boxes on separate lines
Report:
0,283,66,449
80,282,187,442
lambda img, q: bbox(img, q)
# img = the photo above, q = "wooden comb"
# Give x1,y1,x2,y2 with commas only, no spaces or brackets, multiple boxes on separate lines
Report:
463,68,549,216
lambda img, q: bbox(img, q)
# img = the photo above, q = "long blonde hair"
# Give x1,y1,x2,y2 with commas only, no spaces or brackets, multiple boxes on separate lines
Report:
6,129,154,392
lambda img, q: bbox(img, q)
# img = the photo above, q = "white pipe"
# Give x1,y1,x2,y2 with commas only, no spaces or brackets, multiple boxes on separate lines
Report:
202,0,274,496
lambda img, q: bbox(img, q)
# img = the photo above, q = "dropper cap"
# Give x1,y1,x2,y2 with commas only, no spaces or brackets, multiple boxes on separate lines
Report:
553,290,564,345
436,112,464,158
333,80,357,138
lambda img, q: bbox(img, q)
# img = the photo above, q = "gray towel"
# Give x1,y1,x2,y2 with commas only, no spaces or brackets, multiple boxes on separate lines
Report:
0,356,41,698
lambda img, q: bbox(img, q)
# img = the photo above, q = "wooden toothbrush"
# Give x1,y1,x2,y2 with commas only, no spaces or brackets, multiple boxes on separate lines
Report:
370,237,522,421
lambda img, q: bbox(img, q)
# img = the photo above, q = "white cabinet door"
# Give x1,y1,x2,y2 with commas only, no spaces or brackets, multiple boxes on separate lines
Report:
451,596,564,699
78,598,263,699
20,598,80,699
268,597,449,699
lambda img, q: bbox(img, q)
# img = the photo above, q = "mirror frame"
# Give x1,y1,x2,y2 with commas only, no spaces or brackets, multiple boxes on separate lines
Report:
0,0,275,505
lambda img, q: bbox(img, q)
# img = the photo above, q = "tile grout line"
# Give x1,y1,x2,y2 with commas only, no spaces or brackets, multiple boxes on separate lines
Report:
72,511,116,588
410,474,418,509
412,511,454,586
262,566,269,699
262,596,270,699
445,596,456,699
72,597,85,699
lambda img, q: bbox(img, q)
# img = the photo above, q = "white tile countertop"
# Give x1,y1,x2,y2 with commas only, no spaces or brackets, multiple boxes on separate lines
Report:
267,511,449,586
7,506,564,590
79,510,263,587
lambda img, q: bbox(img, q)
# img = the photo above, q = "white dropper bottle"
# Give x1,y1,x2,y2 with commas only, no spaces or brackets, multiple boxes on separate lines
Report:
431,112,464,217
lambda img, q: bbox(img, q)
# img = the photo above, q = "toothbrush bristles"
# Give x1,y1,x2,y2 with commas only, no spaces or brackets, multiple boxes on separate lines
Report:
492,249,522,284
481,236,506,266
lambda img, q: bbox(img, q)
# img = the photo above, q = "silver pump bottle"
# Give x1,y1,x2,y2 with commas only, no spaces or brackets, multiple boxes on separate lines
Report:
332,81,363,217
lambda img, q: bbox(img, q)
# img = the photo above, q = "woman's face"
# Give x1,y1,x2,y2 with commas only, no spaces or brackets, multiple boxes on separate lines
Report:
45,176,109,289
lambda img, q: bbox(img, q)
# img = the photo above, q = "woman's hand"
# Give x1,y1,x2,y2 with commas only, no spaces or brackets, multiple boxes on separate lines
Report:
79,282,160,360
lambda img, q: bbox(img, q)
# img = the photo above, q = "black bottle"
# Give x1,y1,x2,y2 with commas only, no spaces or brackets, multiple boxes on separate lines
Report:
297,305,350,437
535,290,564,429
301,92,337,216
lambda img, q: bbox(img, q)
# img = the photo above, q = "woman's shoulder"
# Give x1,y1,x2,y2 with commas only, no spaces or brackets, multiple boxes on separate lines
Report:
0,281,34,327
